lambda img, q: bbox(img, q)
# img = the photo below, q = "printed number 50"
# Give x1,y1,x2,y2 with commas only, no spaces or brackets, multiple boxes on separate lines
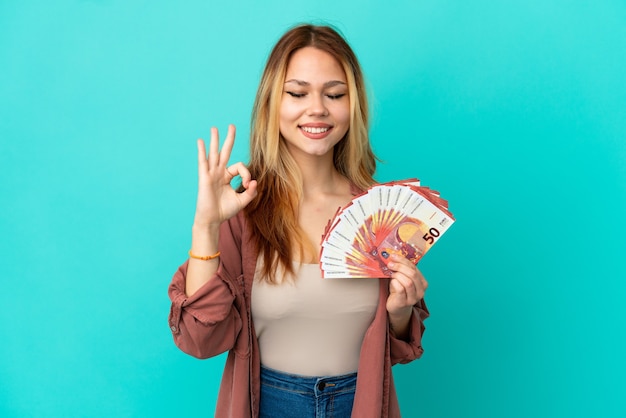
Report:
422,227,440,245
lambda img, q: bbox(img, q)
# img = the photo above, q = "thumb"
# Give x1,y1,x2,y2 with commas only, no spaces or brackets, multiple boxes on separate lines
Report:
238,180,258,207
389,278,405,295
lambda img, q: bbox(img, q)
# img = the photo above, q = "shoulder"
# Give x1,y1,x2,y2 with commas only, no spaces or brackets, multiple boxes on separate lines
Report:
349,182,365,196
221,211,250,241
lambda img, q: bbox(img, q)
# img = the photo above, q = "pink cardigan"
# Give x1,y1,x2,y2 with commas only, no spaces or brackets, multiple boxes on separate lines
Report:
168,211,429,417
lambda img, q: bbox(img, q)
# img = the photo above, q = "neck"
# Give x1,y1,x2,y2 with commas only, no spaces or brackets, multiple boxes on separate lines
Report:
295,153,344,196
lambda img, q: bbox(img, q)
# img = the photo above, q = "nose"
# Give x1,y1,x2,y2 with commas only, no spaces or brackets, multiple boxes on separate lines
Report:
306,94,329,117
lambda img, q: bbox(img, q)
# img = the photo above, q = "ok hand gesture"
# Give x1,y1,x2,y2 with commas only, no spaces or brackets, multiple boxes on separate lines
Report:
193,125,258,229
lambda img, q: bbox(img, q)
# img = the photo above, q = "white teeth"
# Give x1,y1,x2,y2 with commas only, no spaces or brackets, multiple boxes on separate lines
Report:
301,126,329,134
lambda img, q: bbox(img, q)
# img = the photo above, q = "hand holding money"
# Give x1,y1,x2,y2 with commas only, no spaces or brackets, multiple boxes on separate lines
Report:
319,179,455,279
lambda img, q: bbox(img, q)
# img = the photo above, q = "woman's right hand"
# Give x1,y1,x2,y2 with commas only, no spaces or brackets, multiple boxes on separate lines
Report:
193,124,258,228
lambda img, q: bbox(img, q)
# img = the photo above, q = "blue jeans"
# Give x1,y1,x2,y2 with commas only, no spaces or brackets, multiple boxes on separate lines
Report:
259,365,357,418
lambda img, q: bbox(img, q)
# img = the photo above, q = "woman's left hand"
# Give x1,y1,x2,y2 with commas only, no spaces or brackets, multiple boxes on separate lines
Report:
385,254,428,338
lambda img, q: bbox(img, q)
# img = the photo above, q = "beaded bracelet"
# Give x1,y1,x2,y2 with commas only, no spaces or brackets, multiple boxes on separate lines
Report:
188,250,221,261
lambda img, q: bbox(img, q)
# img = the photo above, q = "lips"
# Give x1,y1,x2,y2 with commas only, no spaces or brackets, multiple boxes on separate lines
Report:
299,124,333,139
301,126,330,134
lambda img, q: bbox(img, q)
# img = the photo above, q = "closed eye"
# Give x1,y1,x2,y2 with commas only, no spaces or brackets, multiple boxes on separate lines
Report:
327,93,346,100
286,91,306,98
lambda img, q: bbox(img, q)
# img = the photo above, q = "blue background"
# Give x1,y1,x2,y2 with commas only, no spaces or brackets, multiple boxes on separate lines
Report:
1,1,625,417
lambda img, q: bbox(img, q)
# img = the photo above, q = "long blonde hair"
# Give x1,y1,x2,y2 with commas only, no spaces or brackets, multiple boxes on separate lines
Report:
244,24,377,282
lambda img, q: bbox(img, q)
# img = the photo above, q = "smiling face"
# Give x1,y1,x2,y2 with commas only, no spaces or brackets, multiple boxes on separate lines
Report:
279,47,350,162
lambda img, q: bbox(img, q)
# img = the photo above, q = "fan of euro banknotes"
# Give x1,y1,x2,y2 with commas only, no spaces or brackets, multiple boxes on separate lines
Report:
319,179,455,278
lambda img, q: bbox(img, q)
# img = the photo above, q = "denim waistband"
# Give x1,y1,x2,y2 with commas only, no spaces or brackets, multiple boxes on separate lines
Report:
260,365,357,396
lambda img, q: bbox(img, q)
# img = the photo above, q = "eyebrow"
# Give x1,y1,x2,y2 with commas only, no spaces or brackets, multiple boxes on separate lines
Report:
284,79,347,88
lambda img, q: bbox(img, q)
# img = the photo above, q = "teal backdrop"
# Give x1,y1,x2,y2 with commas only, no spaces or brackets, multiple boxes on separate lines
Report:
1,1,625,417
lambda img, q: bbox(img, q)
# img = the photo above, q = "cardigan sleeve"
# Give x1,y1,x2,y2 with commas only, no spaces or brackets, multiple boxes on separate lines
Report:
389,299,429,364
167,215,246,359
